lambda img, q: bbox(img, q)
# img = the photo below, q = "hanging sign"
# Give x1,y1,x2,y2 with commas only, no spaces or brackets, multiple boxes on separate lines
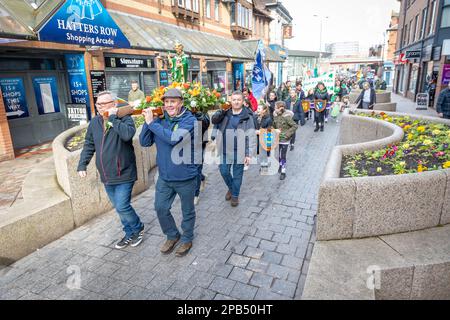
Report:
38,0,130,48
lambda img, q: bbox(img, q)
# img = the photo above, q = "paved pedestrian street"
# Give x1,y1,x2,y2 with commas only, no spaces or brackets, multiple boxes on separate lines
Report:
0,119,340,301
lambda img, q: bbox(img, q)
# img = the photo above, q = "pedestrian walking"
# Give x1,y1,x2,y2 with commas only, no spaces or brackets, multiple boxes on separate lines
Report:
313,82,329,132
211,91,256,207
273,101,298,180
355,82,376,110
139,88,198,257
437,82,450,119
78,91,144,250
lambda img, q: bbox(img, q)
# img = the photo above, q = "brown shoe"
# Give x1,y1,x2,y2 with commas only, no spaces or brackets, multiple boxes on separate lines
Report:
231,197,239,207
160,236,180,254
225,190,232,201
175,242,192,257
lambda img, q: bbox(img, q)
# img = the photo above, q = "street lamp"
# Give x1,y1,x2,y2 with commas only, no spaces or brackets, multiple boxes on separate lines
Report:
313,15,329,71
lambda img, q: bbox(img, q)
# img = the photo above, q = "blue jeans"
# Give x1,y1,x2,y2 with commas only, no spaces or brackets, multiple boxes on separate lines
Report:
219,163,244,198
154,177,196,244
104,182,143,238
195,164,205,197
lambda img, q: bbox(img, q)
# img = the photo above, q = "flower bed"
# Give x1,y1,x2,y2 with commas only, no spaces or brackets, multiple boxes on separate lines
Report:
341,111,450,177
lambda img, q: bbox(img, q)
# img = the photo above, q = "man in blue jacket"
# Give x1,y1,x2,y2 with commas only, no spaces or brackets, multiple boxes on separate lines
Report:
78,91,144,250
140,88,198,257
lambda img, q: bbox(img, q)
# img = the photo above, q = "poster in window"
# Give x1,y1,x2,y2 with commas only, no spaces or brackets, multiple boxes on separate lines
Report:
32,76,60,115
0,77,29,119
159,70,169,87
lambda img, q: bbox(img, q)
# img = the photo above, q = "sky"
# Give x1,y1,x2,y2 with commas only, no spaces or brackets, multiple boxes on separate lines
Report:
283,0,400,52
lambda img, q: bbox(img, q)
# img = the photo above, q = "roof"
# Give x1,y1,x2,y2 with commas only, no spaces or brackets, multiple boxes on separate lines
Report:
287,49,331,58
259,0,293,22
0,0,61,39
252,0,273,20
110,11,284,62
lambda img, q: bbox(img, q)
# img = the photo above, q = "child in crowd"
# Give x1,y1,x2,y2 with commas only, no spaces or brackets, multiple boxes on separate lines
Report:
273,101,298,180
255,104,273,169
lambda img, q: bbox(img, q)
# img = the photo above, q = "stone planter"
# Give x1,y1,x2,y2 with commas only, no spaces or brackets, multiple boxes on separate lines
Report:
317,110,450,241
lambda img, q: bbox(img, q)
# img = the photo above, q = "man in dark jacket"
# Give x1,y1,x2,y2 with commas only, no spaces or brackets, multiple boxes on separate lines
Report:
437,82,450,119
355,82,376,110
139,88,198,257
285,89,304,150
212,91,256,207
78,91,144,250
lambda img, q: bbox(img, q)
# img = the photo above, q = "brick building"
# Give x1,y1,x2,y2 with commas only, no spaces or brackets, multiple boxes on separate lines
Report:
0,0,283,161
394,0,450,107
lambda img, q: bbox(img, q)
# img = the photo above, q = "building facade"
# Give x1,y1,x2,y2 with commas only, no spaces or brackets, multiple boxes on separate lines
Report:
0,0,283,161
383,10,400,87
285,50,321,82
394,0,450,107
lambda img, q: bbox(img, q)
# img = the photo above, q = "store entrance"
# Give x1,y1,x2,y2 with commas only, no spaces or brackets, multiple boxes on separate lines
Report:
1,71,68,149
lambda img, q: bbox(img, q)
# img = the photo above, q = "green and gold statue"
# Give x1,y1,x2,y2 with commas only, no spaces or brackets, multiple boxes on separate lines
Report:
168,42,189,83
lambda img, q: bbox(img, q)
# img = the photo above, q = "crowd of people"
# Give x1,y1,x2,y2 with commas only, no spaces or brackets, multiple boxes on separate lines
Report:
76,74,386,256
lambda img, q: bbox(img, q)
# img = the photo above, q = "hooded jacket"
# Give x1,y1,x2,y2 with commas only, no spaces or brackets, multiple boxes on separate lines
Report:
273,109,298,143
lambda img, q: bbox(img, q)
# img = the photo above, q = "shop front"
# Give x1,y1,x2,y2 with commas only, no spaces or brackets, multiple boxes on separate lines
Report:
104,54,157,101
0,51,73,149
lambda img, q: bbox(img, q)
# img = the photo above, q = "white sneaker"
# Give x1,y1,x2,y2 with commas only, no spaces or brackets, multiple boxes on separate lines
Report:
325,118,328,123
194,196,199,205
244,165,249,171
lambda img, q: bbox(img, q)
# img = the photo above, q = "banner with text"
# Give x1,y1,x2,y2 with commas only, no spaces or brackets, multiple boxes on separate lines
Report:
302,72,336,94
38,0,130,48
65,54,92,119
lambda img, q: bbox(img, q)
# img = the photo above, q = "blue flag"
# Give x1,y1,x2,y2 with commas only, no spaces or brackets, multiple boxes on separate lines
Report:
252,41,266,100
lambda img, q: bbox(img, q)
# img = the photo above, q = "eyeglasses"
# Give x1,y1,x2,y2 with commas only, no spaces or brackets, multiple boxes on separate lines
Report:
97,101,114,106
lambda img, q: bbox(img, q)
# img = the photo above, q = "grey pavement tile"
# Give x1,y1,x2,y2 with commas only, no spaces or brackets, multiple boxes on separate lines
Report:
209,276,236,296
227,254,250,268
228,267,253,284
187,287,216,300
229,282,258,300
270,279,297,298
249,272,274,289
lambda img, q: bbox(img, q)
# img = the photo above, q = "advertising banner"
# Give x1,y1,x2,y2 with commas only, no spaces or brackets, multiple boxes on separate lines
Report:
32,76,61,115
0,78,29,119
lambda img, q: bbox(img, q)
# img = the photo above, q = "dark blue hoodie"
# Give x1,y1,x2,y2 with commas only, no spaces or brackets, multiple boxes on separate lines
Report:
139,108,198,182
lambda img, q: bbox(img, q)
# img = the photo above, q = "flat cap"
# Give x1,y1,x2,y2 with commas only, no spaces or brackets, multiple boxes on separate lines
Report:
162,88,183,100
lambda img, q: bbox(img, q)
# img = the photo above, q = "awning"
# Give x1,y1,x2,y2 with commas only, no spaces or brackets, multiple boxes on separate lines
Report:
109,11,284,63
0,0,61,39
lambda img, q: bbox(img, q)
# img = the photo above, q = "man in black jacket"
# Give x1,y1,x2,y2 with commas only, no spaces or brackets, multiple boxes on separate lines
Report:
437,82,450,119
211,91,256,207
78,91,144,250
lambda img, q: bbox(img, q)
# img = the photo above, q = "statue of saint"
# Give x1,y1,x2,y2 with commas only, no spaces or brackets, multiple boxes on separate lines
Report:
168,42,189,83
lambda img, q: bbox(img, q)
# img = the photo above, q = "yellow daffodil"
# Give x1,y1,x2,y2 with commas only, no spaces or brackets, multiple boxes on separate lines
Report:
443,161,450,169
403,125,412,131
432,129,441,135
423,139,433,146
403,143,410,149
417,126,426,133
408,134,413,140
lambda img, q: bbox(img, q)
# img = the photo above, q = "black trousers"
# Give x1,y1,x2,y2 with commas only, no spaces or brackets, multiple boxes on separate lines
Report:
314,110,325,127
279,144,289,168
290,120,298,145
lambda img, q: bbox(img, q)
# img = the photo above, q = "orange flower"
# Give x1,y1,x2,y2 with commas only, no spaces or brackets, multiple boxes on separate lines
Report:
183,83,191,89
145,96,152,103
159,86,165,90
215,92,221,98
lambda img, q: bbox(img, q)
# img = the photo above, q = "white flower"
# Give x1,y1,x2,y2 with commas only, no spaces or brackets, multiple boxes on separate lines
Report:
190,100,197,108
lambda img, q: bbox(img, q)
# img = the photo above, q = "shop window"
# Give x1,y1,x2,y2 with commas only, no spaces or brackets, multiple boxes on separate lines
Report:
143,72,157,95
429,0,436,35
0,58,56,71
206,0,211,19
441,0,450,28
409,65,419,94
106,72,140,101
